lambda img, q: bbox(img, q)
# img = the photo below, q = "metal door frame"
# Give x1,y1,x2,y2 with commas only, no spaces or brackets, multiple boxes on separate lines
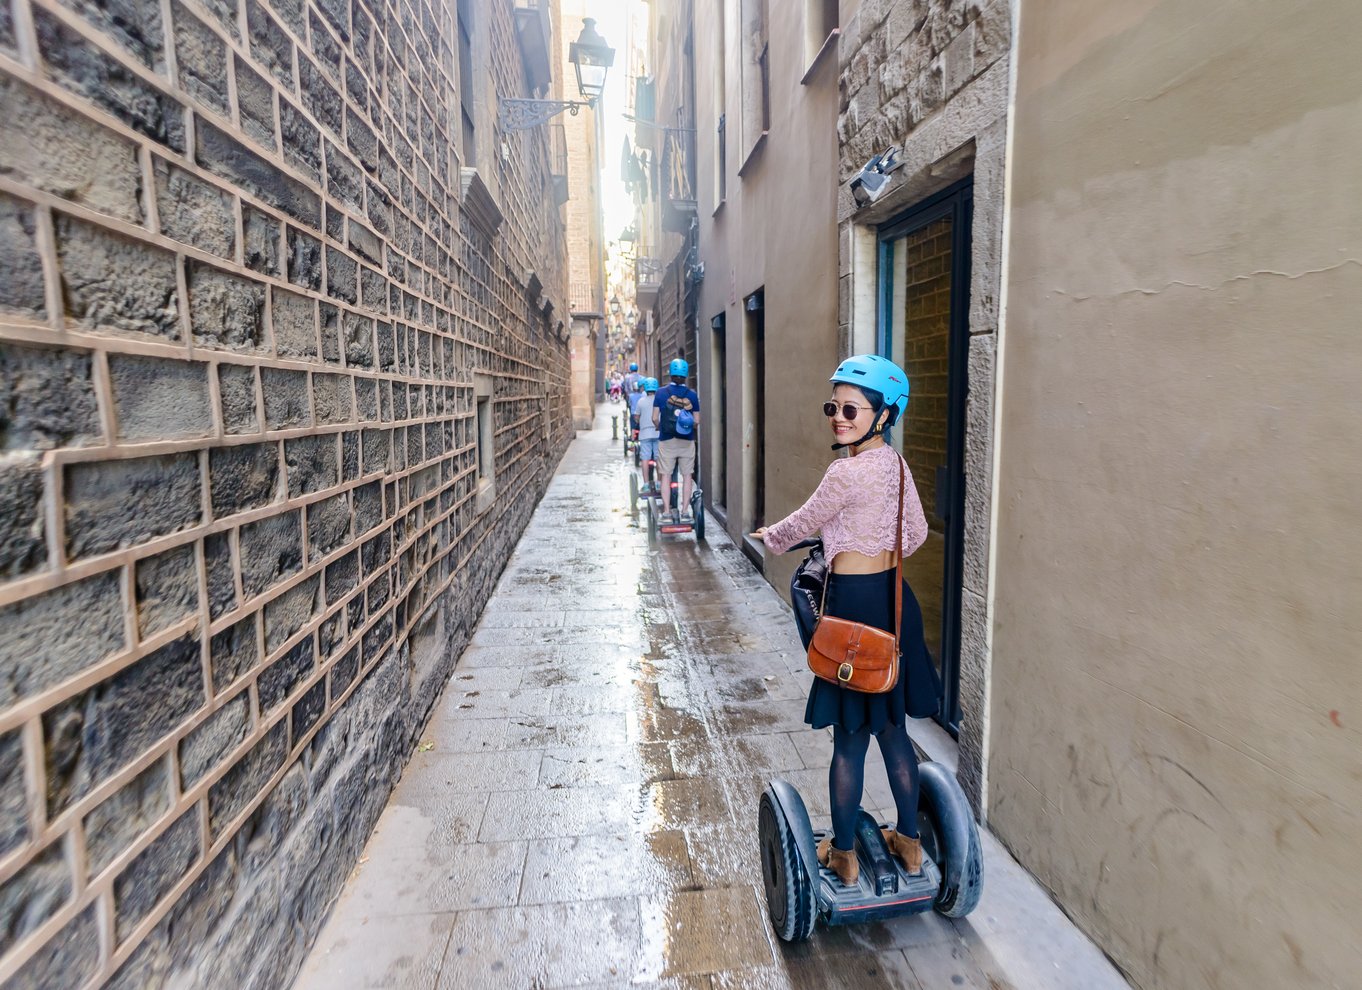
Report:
875,177,973,734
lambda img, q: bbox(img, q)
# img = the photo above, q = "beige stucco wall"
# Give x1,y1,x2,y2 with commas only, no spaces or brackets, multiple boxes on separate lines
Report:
690,0,841,585
990,2,1362,987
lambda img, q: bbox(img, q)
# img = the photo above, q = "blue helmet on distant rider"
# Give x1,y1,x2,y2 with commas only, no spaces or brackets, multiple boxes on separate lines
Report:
829,354,909,450
643,377,658,392
668,358,689,378
629,362,638,372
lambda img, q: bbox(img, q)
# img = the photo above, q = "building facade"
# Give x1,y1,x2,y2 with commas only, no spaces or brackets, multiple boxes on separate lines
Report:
0,0,576,986
637,1,1360,988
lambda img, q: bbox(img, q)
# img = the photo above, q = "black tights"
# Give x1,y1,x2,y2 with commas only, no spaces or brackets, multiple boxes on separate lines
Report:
829,722,920,851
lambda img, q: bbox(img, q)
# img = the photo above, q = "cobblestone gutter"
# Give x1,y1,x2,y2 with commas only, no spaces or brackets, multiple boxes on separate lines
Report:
0,0,573,985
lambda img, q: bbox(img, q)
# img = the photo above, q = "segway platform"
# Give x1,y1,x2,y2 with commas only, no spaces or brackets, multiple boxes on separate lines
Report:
758,763,983,942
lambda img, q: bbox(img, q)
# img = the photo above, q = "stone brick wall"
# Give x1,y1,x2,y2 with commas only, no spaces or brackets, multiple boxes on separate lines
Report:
0,0,572,986
836,0,1011,817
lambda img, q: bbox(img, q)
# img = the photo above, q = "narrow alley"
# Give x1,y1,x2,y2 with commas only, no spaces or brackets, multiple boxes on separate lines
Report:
292,409,1129,989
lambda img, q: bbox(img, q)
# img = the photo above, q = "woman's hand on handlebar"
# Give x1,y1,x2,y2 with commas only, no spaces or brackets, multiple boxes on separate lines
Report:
749,527,767,543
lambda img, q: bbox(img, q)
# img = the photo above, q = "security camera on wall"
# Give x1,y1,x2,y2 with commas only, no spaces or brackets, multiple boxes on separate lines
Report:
850,146,903,207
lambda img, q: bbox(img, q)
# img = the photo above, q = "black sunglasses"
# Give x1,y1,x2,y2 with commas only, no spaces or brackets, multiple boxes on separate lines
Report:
823,401,874,420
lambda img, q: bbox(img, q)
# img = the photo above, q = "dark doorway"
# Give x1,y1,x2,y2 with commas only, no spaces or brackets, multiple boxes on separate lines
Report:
877,179,972,733
744,291,766,537
710,313,728,512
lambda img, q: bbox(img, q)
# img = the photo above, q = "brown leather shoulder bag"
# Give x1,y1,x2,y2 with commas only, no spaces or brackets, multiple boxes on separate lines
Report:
806,455,905,694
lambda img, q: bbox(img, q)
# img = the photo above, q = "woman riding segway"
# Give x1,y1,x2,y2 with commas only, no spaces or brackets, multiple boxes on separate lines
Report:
752,354,941,887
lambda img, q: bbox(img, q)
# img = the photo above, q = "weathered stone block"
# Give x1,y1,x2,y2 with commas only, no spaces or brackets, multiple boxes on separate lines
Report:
324,550,357,604
152,158,233,257
64,453,201,560
210,615,258,693
298,57,342,136
0,570,124,707
319,303,341,363
208,721,287,837
44,633,204,815
259,631,313,706
0,193,47,318
57,214,178,338
242,207,280,277
196,119,320,228
235,55,275,149
326,246,358,304
0,74,143,223
308,9,340,73
271,287,318,358
324,140,363,212
172,1,228,113
235,759,307,878
114,807,199,939
0,840,69,956
352,480,383,536
341,430,360,481
180,693,249,787
188,261,267,351
54,0,164,68
328,645,358,702
246,0,292,86
317,610,343,658
261,367,311,429
9,905,100,989
109,354,212,441
284,434,337,497
355,377,378,420
286,225,322,291
219,363,261,435
135,544,199,639
239,510,301,599
313,373,352,424
82,759,170,877
361,427,390,474
0,729,25,856
210,442,281,518
291,680,326,740
0,454,46,579
344,311,374,367
204,531,236,619
280,98,321,179
345,108,377,173
307,492,351,561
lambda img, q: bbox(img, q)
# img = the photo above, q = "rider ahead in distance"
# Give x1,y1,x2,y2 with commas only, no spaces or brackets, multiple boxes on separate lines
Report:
653,358,701,524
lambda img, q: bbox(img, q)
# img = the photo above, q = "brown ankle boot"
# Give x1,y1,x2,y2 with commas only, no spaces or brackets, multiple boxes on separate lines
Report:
881,829,923,876
816,837,859,886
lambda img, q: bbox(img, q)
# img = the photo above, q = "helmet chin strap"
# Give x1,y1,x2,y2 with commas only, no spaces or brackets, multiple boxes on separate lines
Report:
830,411,889,452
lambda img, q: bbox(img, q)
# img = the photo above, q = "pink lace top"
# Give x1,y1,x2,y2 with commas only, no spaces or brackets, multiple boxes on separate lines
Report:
764,446,928,561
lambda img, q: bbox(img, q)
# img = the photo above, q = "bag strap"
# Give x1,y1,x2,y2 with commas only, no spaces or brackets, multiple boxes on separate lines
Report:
893,453,905,653
814,452,908,637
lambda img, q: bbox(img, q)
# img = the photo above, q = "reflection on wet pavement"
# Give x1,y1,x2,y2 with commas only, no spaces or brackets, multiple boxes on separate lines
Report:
293,406,1130,990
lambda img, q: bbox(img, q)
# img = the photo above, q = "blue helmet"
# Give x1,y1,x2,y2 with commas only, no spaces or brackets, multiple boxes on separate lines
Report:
643,377,658,392
668,358,689,377
830,354,909,427
629,362,638,372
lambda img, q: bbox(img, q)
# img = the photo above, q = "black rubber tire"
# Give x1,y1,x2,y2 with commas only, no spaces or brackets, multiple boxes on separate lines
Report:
629,472,638,511
758,792,815,942
694,500,705,541
646,498,658,541
917,762,984,918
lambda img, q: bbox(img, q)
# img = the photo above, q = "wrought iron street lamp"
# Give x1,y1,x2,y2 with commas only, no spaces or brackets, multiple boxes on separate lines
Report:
499,19,615,132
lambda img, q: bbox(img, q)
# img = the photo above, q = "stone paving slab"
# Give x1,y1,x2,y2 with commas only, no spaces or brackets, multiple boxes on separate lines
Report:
293,406,1130,990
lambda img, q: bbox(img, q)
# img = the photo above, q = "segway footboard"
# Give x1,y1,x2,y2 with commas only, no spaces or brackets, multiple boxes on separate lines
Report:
815,814,940,927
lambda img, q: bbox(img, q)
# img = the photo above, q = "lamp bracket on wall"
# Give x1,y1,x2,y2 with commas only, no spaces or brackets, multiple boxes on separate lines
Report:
499,97,595,132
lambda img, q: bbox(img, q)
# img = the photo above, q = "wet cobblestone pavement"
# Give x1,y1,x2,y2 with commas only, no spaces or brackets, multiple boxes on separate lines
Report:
294,408,1130,989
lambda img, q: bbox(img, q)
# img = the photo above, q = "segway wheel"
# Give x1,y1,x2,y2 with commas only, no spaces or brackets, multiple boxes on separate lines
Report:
693,499,705,542
629,471,638,510
646,498,658,541
917,762,984,918
758,792,815,942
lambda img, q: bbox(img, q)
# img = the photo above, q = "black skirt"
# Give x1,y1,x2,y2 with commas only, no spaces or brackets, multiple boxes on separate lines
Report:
801,569,942,733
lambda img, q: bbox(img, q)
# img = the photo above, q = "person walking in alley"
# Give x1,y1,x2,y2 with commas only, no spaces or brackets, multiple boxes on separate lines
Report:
750,355,940,887
653,358,701,524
